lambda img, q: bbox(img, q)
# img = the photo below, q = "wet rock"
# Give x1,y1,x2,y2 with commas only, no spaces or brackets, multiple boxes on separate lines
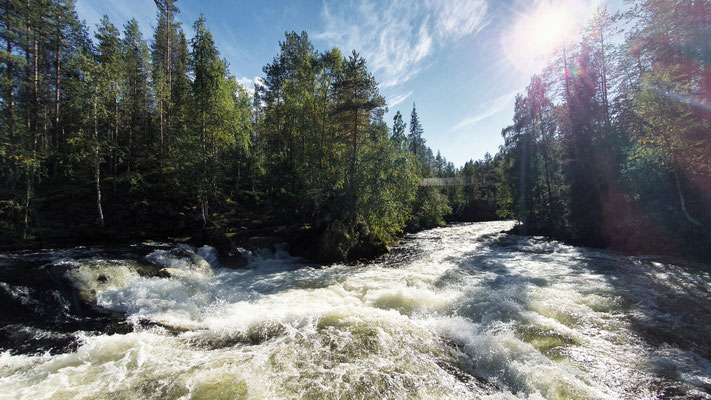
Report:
145,247,213,277
189,228,254,269
0,256,132,355
219,247,249,269
315,220,350,262
62,260,141,303
157,267,196,279
242,236,281,252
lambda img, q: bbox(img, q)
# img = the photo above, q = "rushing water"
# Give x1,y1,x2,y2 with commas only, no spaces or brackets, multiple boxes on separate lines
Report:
1,221,711,399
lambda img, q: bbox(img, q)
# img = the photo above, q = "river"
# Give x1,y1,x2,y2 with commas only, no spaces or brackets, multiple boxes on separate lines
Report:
1,221,710,399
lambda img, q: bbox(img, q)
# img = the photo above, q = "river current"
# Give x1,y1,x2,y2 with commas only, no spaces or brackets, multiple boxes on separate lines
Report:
1,221,710,399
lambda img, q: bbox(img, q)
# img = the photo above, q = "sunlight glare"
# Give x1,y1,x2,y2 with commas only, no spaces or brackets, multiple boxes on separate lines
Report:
529,6,573,54
502,0,591,74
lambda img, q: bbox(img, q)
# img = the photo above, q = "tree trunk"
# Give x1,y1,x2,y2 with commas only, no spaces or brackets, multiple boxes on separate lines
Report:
143,88,148,166
518,134,529,235
562,45,571,104
24,1,31,135
33,23,39,153
350,107,358,214
22,169,31,240
200,110,208,227
201,199,208,228
95,147,104,229
599,17,611,134
113,91,118,194
674,171,702,227
166,6,172,129
236,151,241,192
541,136,553,209
128,124,133,174
159,97,164,175
53,25,61,177
6,13,15,140
94,96,105,229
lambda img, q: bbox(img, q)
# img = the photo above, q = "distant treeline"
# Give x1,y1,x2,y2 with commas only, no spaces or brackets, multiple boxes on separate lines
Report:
0,0,495,260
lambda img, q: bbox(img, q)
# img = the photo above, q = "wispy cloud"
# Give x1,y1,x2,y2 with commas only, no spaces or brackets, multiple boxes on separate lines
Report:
215,22,253,67
75,0,155,38
451,89,518,131
388,90,414,109
431,0,488,39
237,76,265,97
315,0,487,88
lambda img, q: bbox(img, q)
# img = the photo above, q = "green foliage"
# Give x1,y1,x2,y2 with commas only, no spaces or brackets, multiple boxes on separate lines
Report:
356,140,418,244
409,188,452,230
450,153,504,222
390,111,408,151
408,103,425,157
256,32,418,255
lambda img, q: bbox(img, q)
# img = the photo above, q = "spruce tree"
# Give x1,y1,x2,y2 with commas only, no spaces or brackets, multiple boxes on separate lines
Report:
390,110,407,151
408,103,425,157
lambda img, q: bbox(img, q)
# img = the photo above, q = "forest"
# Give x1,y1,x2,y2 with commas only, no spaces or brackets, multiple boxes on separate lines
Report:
495,1,711,260
0,0,709,262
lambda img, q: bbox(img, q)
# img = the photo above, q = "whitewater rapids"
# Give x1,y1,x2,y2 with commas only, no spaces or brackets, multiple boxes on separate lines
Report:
1,221,710,399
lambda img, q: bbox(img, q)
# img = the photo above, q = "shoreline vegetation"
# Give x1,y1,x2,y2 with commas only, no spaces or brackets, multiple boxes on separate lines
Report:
1,0,710,264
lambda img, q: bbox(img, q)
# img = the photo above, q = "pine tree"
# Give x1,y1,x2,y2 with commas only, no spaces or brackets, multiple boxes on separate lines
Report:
333,50,385,214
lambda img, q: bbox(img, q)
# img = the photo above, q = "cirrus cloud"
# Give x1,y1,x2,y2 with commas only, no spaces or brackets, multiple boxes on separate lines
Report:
315,0,487,89
388,90,414,109
451,89,518,131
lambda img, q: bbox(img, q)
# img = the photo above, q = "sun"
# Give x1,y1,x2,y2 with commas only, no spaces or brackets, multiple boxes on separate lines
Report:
501,1,587,74
528,6,574,54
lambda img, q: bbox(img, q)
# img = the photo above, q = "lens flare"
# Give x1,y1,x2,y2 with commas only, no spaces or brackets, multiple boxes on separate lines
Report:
502,0,597,74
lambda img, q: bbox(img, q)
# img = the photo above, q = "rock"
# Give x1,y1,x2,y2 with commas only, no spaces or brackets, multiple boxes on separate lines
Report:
316,220,351,262
241,236,281,252
219,247,250,269
145,247,214,277
157,267,201,279
189,228,252,269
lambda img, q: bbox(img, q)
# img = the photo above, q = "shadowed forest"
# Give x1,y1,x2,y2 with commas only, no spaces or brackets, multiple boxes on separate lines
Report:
0,0,710,262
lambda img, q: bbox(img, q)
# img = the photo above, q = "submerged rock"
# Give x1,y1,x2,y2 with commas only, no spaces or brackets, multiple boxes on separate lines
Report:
62,259,141,303
156,267,201,279
145,247,214,277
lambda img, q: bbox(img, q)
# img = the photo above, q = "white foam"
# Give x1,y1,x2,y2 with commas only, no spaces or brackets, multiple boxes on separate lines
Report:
197,245,219,268
63,259,141,302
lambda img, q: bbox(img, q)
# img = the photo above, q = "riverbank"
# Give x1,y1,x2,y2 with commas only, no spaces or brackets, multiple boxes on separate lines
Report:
2,177,455,264
508,217,711,265
6,176,707,267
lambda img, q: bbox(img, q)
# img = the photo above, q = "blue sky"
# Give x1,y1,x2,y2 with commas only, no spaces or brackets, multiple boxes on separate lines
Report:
75,0,618,166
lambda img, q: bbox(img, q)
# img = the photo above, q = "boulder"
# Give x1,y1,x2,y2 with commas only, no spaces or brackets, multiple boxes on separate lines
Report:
219,247,250,269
